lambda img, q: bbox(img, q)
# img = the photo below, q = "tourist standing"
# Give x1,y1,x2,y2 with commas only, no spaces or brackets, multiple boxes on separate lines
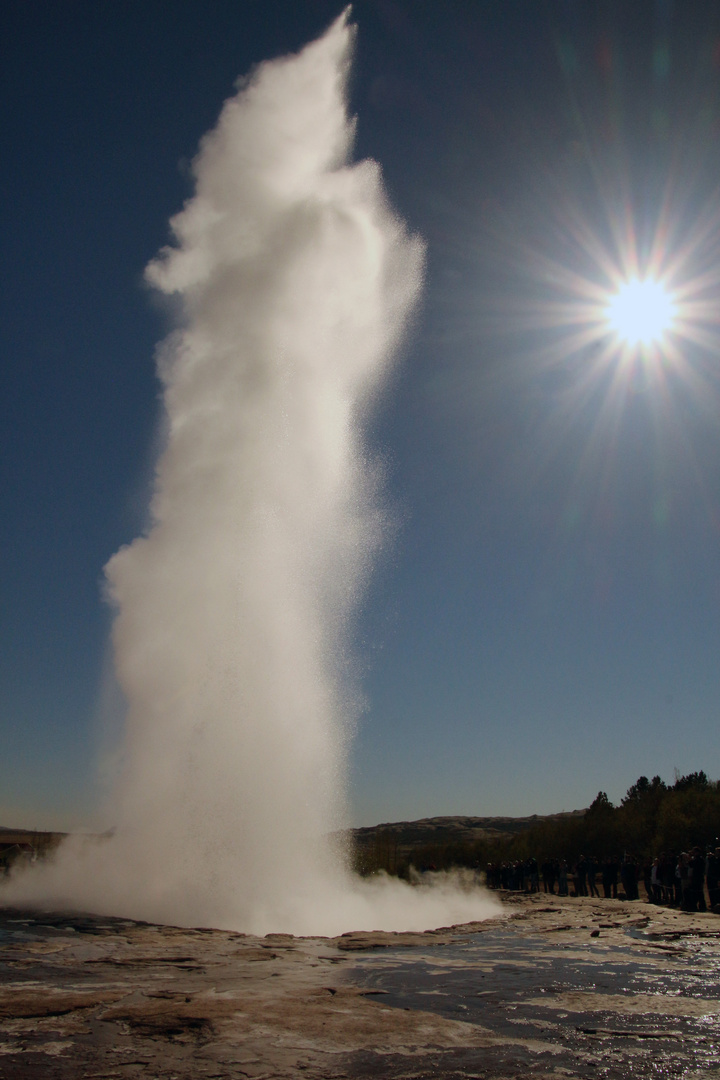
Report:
587,856,599,897
707,848,720,911
558,859,569,896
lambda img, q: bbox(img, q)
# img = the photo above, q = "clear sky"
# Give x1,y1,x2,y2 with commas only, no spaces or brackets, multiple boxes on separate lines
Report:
3,0,720,832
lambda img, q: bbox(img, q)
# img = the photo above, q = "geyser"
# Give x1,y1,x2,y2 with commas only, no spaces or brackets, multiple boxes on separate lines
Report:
5,12,500,934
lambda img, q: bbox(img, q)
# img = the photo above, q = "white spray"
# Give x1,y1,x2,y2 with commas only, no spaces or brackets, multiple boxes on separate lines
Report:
4,12,500,934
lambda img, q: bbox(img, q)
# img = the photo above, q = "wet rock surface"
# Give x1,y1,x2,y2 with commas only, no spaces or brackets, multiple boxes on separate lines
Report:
1,893,719,1078
350,892,720,1078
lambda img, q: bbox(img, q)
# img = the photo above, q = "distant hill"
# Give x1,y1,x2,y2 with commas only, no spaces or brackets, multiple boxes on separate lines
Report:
351,811,585,863
1,815,590,870
0,827,66,841
0,828,66,870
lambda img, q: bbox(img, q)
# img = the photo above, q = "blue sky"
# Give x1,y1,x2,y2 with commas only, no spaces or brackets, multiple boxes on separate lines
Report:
3,0,720,831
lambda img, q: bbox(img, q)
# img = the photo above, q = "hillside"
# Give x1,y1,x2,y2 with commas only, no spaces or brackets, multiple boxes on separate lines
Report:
351,811,585,865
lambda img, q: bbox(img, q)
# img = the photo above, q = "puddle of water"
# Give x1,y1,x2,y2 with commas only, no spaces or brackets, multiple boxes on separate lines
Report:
350,927,720,1078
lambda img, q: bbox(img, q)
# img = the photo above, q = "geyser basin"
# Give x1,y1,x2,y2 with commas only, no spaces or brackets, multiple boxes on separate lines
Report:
2,12,498,935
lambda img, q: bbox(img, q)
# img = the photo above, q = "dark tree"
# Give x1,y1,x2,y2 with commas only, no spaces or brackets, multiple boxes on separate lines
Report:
673,770,709,791
587,791,613,815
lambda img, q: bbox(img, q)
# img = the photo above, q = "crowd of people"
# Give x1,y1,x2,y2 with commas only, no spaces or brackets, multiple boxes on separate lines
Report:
485,847,720,912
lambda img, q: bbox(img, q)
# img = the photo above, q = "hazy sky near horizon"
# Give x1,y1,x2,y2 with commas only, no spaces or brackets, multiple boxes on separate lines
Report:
3,0,720,832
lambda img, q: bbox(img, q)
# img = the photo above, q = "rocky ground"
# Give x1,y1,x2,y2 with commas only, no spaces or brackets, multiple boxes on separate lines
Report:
1,892,719,1078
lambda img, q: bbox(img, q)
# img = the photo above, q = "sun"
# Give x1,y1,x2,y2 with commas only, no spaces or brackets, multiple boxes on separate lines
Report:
604,277,677,348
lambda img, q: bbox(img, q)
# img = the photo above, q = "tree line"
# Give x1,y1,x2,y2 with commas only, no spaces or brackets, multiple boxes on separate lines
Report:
353,771,720,877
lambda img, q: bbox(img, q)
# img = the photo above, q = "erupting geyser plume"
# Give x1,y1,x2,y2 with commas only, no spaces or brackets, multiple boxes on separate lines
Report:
5,12,500,934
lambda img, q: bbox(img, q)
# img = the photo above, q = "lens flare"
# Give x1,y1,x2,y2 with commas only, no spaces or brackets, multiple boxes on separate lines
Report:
605,277,676,347
481,166,720,552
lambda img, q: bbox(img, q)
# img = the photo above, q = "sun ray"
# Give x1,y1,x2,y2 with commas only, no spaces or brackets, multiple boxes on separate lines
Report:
484,168,720,564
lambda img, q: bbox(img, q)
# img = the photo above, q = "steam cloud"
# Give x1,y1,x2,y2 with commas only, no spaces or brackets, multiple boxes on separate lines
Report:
5,12,500,934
